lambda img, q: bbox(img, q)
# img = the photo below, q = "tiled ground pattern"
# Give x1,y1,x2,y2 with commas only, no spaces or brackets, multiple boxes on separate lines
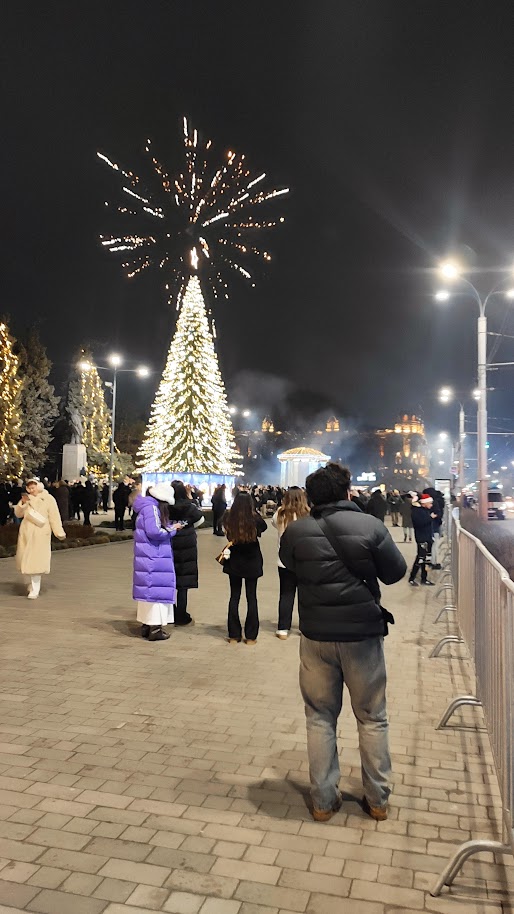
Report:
0,522,511,913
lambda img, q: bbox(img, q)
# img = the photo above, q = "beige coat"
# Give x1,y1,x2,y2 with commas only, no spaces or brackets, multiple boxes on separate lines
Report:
15,490,66,575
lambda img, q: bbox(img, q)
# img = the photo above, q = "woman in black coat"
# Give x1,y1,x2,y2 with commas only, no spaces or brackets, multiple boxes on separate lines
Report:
222,492,267,644
169,481,205,625
211,484,227,536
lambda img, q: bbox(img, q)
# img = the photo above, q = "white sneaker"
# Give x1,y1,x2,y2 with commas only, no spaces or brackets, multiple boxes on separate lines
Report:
27,592,39,600
276,630,289,640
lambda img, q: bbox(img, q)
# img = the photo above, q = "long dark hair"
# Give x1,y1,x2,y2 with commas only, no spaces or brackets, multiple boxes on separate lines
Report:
146,486,170,528
224,492,257,544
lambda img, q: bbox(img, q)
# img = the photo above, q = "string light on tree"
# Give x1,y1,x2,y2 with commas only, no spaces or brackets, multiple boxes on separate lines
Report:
76,350,112,469
0,322,23,479
98,117,289,305
137,276,240,474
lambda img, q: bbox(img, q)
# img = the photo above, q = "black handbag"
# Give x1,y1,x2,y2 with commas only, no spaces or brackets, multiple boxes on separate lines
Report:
314,514,395,635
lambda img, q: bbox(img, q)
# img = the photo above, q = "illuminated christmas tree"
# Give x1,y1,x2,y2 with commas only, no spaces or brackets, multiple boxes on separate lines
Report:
137,276,240,474
0,321,23,479
64,350,111,470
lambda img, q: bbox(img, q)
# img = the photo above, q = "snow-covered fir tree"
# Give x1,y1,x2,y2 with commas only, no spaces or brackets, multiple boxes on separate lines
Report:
16,330,60,476
137,276,240,474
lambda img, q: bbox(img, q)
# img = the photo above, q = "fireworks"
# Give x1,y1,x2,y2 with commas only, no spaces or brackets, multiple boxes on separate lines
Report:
98,118,288,305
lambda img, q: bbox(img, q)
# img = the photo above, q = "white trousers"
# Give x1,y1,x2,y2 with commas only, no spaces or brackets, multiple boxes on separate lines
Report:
26,575,41,596
136,601,174,625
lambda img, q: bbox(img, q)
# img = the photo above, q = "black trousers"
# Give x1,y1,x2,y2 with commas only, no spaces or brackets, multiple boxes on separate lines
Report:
409,541,432,582
212,510,224,535
228,575,259,641
277,566,297,631
175,588,193,625
114,506,125,530
82,508,91,525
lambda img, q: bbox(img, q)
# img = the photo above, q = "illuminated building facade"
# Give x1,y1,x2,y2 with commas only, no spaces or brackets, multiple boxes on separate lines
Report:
376,414,430,488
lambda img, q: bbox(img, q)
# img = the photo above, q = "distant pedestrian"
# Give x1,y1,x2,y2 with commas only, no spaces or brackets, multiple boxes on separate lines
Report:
211,484,227,536
113,479,131,531
400,493,414,542
54,480,70,523
15,478,66,599
409,494,436,586
272,487,310,639
132,484,183,641
279,464,406,823
222,492,267,644
423,487,444,568
366,488,387,521
169,480,205,626
101,481,109,513
387,490,402,526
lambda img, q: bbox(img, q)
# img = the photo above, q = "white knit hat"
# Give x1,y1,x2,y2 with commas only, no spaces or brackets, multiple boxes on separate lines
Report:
149,483,175,505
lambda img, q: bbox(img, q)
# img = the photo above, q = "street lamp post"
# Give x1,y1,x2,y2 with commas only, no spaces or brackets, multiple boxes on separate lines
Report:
438,386,480,492
436,263,514,521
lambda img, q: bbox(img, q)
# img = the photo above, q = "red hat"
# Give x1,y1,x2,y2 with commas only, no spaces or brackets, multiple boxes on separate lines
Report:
420,494,433,504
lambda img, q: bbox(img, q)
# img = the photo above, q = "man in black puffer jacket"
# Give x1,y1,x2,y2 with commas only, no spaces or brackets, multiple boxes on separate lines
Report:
279,464,406,824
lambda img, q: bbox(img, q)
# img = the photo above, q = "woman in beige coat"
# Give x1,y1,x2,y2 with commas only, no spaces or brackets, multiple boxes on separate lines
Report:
15,478,66,599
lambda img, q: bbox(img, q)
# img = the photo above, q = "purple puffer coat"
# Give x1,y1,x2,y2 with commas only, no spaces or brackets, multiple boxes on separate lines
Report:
132,494,177,603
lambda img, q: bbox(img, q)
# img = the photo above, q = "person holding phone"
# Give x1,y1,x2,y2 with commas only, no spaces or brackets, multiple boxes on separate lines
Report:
15,477,66,599
132,484,184,641
168,480,205,625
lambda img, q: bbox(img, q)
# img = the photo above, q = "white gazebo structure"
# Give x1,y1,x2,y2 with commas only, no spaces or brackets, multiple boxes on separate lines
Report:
277,447,331,488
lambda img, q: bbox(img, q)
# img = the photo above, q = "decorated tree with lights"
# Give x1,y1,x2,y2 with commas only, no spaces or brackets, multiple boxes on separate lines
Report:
98,118,288,474
138,276,239,473
63,350,112,470
0,321,23,479
15,330,60,476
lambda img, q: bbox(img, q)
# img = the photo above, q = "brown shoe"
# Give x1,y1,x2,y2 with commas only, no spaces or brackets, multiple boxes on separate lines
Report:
312,791,343,822
363,796,388,821
226,638,241,644
244,639,258,645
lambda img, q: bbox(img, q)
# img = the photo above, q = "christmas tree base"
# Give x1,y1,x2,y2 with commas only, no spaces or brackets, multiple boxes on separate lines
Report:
142,471,237,503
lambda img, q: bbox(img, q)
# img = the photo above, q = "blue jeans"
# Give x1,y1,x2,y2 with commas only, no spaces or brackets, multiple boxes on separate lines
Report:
299,634,391,811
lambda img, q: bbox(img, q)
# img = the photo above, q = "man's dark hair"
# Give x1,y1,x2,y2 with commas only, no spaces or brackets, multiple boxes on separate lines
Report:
305,463,351,506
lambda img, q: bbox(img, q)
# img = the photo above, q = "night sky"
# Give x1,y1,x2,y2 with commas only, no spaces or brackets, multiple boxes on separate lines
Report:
3,1,514,444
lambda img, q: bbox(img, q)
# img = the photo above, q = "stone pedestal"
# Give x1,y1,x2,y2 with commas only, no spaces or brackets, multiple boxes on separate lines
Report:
62,443,87,482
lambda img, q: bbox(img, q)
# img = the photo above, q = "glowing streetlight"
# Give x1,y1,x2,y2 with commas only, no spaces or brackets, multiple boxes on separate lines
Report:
228,406,237,415
506,288,514,300
242,409,251,418
439,260,461,280
435,290,450,302
136,366,150,378
78,360,92,372
439,432,448,441
108,353,123,368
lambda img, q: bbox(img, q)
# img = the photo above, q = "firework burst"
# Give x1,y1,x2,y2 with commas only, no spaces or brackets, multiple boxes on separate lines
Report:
98,117,288,308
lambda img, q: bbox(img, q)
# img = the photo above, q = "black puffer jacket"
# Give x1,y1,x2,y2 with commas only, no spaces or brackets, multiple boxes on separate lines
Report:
411,505,434,544
169,498,204,589
279,500,406,642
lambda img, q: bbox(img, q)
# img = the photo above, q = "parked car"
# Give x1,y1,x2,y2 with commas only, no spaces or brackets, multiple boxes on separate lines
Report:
488,490,506,520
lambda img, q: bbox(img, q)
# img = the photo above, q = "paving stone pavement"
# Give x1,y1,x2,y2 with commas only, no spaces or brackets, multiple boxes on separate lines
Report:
0,521,512,914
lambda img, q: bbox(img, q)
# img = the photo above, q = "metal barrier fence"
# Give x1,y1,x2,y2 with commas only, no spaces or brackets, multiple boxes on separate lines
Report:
431,511,514,896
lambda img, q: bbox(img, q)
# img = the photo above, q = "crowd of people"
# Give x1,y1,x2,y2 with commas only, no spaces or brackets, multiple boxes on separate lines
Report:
9,466,446,823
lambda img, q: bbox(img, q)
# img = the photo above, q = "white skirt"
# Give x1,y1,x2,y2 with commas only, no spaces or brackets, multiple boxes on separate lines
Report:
136,601,175,625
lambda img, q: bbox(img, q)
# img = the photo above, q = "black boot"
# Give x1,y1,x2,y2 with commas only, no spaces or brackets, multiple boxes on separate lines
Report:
141,624,150,638
148,626,170,641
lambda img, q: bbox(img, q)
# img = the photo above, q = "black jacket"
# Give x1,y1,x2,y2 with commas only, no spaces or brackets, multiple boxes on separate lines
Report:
411,505,434,544
279,500,406,642
222,513,267,579
168,498,204,589
366,491,387,521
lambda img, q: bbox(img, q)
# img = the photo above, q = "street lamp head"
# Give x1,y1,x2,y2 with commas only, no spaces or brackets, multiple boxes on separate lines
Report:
108,353,123,368
439,260,461,280
438,432,448,440
506,288,514,300
472,388,481,400
228,406,237,415
242,409,251,418
78,360,92,372
435,290,450,302
136,366,150,378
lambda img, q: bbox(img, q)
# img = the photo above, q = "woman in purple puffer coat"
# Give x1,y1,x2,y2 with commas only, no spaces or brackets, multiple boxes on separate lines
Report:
133,483,183,642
